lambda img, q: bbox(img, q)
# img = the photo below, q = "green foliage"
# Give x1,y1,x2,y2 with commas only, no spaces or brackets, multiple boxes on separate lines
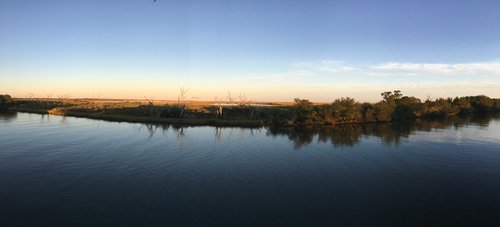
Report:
381,90,402,105
317,104,335,123
374,101,394,122
392,96,421,120
0,94,13,110
422,98,453,118
261,107,294,125
452,97,472,115
471,95,494,112
494,99,500,111
293,98,316,123
159,105,183,118
374,90,404,122
331,97,362,122
361,103,376,122
6,91,499,126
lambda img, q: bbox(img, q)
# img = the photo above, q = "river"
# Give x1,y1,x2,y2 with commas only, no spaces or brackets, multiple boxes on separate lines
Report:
1,112,500,225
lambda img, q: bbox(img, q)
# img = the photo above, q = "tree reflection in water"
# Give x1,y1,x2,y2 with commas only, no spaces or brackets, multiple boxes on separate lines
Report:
0,111,18,122
138,123,170,139
131,113,499,150
268,113,499,149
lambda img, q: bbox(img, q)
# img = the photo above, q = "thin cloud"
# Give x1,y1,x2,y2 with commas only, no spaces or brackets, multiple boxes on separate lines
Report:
371,62,500,77
233,60,500,84
225,60,500,101
291,60,360,73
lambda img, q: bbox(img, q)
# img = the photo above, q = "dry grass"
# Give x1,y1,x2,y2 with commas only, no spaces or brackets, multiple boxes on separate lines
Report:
11,98,273,126
15,98,291,109
13,107,264,127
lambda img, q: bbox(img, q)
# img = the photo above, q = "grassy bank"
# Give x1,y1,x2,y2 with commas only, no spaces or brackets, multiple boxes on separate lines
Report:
7,91,500,127
12,107,265,127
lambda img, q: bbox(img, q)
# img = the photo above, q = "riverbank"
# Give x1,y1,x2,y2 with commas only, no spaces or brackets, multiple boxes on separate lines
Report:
8,92,500,127
8,106,476,128
11,107,266,127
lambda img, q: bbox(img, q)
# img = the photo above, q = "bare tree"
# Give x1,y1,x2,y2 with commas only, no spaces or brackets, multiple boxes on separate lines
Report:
425,93,433,102
235,92,255,119
214,96,224,119
236,92,252,106
144,97,161,117
27,93,34,100
226,91,234,105
177,87,190,118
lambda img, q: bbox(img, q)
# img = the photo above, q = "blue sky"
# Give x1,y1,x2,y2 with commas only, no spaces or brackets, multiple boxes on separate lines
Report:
1,0,499,101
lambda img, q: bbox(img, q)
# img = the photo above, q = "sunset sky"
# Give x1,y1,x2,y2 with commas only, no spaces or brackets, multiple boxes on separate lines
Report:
1,0,499,102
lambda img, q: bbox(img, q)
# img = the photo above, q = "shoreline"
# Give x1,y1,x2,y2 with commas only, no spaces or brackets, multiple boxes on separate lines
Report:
11,108,266,127
6,93,499,127
9,107,463,128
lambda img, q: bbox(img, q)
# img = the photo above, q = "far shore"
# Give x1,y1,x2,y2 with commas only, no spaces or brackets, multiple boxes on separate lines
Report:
11,107,266,127
3,91,499,127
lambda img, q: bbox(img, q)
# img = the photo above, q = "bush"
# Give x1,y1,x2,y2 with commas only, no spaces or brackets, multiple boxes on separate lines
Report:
494,99,500,112
159,106,184,118
0,94,13,110
331,97,362,122
375,102,394,122
452,97,472,115
293,98,316,123
392,96,421,120
264,108,294,125
471,95,494,112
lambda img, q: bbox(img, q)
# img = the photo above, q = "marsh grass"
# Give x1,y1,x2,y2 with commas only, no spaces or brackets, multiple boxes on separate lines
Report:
10,93,500,127
11,98,269,126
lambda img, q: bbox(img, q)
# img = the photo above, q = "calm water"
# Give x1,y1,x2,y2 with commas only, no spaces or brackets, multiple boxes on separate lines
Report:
1,112,500,226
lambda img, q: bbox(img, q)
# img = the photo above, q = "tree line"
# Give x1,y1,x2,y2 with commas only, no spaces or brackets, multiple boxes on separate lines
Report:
3,91,500,126
290,90,500,125
0,94,13,111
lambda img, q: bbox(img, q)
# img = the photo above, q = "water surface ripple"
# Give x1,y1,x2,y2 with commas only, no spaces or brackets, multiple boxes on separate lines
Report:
1,112,500,226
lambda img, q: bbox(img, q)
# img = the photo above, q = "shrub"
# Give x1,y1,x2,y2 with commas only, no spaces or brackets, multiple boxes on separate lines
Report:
0,94,13,110
374,101,394,122
392,96,421,120
293,98,316,123
331,97,363,122
471,95,494,112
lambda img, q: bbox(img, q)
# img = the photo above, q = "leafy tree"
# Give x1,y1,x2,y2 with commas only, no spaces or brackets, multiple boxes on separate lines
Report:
0,94,13,111
393,96,421,120
423,98,453,118
374,101,393,122
452,97,472,115
494,99,500,112
381,90,402,105
471,95,494,112
375,90,402,121
293,98,315,123
361,102,376,122
331,97,362,122
317,104,335,124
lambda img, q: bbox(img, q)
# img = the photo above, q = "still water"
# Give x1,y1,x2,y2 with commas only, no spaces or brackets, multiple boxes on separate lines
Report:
1,112,500,226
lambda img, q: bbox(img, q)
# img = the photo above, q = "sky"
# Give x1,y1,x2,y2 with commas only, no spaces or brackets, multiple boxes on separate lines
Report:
1,0,499,102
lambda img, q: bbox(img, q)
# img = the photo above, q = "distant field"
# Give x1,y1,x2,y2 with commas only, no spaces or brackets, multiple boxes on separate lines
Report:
13,98,298,109
10,93,499,127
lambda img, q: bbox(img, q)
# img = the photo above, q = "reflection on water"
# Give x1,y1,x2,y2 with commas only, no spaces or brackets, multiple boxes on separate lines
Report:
268,114,499,148
1,112,500,226
3,112,499,150
129,113,499,149
0,111,17,122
